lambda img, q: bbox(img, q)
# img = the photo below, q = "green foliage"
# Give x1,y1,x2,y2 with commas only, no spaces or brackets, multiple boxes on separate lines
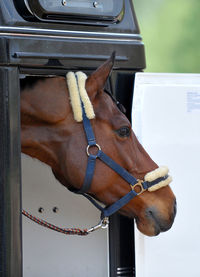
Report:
133,0,200,73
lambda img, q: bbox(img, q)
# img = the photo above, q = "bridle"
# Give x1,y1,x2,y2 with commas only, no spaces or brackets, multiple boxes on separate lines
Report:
70,73,170,227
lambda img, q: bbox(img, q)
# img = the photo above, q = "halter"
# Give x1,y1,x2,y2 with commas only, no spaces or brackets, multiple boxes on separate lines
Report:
22,72,172,236
67,72,172,223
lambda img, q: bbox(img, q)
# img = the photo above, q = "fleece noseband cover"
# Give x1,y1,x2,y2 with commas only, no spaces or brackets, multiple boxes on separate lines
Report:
145,166,172,192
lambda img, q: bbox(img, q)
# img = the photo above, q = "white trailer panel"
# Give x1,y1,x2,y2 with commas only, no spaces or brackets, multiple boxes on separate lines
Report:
22,155,109,277
132,73,200,277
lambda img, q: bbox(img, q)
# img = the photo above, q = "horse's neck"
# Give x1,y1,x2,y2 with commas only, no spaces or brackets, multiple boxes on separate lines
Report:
20,77,71,171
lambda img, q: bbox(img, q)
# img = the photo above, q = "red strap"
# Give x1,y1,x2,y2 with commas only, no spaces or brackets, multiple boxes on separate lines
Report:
22,209,89,236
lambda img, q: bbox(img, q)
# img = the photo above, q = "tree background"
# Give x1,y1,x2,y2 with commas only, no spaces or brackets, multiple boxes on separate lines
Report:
133,0,200,73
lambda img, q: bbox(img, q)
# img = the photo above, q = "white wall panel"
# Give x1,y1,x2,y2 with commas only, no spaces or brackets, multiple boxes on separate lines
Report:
22,155,109,277
132,73,200,277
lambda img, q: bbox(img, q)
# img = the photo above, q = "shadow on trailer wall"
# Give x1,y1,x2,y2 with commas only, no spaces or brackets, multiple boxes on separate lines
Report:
0,1,145,276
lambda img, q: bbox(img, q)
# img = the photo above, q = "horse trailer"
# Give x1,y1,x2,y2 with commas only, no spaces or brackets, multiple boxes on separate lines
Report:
132,72,200,277
0,1,146,276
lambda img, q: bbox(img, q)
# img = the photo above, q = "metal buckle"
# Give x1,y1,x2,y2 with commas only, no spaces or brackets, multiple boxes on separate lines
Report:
131,180,145,195
87,217,109,233
86,143,101,157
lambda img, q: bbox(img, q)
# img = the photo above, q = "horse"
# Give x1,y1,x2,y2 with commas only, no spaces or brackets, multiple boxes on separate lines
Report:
20,54,176,236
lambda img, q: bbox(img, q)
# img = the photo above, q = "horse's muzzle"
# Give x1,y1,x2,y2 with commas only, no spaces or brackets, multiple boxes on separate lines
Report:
145,199,177,235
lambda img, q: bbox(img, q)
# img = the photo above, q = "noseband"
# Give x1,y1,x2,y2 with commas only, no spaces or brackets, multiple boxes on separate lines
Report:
67,72,172,223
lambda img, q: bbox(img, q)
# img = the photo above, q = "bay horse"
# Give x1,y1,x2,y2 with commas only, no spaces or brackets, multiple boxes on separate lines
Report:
20,54,176,236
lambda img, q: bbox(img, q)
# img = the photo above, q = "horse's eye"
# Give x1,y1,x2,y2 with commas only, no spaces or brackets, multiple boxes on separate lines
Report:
116,126,131,138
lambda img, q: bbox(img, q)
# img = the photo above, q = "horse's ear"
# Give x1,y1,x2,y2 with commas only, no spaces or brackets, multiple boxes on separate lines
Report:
86,52,115,100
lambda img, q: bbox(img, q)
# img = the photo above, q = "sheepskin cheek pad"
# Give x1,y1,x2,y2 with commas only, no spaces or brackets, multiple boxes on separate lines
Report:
144,166,172,192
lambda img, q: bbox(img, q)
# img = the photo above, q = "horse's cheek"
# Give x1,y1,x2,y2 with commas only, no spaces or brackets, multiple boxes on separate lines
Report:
62,143,87,189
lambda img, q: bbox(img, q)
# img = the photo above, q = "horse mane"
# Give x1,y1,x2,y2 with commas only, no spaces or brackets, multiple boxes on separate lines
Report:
20,76,47,90
20,76,126,116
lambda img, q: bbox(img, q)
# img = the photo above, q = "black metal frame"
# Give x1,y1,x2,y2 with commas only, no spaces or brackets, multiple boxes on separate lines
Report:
0,67,22,277
109,72,136,277
0,1,145,276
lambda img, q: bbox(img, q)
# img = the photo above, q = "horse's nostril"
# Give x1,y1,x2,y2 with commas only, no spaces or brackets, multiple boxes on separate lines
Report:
173,199,177,218
146,207,159,225
145,206,173,233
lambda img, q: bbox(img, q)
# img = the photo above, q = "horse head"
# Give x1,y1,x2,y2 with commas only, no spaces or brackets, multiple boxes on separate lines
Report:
21,54,176,236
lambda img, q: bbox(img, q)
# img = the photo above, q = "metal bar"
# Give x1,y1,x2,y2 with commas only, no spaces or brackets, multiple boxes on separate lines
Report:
13,52,128,61
0,26,142,40
0,67,22,277
109,73,136,277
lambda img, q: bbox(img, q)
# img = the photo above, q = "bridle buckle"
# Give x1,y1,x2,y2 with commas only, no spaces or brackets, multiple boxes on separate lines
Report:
131,180,146,195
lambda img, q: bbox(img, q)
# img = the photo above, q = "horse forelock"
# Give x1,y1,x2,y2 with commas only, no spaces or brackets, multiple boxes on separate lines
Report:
66,71,95,122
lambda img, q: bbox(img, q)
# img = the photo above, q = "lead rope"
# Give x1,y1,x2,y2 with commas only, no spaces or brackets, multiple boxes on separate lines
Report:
22,209,108,236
